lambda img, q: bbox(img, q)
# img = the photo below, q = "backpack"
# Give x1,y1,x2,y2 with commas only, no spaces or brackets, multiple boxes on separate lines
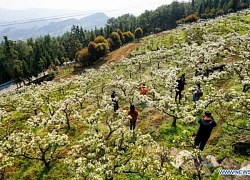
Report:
196,91,203,97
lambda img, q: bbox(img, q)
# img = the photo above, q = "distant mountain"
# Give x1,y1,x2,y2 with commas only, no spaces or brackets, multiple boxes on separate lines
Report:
0,8,86,30
0,12,109,40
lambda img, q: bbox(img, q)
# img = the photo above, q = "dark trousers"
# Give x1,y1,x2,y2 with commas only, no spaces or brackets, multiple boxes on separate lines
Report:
175,90,182,102
112,100,119,112
194,136,208,151
130,120,136,131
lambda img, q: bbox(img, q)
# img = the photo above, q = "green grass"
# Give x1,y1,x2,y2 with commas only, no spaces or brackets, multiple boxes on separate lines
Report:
2,10,250,179
9,159,42,180
209,169,221,180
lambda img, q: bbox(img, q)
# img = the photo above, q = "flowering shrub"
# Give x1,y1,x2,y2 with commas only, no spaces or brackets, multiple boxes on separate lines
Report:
0,9,250,179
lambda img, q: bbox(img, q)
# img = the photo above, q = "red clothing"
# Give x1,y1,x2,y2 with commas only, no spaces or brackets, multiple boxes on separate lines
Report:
139,86,147,95
128,110,138,121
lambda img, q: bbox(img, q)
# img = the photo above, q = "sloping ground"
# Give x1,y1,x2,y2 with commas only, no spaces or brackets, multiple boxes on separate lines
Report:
2,10,250,179
93,42,141,69
55,42,142,80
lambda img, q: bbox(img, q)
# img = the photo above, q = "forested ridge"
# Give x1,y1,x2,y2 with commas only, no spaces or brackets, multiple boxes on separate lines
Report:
0,0,249,85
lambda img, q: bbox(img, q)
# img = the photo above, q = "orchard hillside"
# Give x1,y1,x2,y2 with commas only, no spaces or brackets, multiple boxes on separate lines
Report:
0,9,250,179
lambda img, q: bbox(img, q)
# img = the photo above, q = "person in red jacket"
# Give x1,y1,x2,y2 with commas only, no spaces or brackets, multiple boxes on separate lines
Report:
139,83,147,96
194,111,217,151
128,105,138,132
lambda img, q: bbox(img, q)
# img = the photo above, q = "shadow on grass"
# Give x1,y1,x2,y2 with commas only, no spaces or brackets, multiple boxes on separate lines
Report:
128,132,137,144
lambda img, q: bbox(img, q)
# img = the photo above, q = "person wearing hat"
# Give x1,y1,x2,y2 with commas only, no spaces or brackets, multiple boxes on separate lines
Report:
194,111,217,151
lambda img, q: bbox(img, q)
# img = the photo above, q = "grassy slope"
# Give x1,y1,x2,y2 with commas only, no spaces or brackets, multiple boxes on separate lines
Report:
2,10,250,180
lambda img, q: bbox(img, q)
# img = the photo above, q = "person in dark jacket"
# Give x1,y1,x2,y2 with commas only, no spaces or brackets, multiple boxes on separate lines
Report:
175,74,185,103
111,91,119,112
194,111,217,151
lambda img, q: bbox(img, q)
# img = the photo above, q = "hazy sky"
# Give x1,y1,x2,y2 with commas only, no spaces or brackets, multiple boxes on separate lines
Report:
0,0,172,16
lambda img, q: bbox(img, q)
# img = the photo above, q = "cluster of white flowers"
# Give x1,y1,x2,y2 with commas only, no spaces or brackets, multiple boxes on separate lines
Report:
0,9,250,178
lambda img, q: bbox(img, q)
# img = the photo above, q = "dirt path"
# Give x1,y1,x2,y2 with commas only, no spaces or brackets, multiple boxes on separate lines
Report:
93,42,141,69
53,42,142,80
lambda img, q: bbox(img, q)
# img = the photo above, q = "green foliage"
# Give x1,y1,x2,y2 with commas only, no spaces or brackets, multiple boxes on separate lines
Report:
76,48,91,66
159,124,178,146
123,32,130,43
216,9,225,16
93,35,109,58
127,32,135,42
188,27,204,45
176,14,198,24
106,14,137,33
116,29,125,44
31,72,55,84
55,58,61,66
134,28,143,41
107,37,114,51
22,60,30,79
0,0,248,85
13,60,24,83
87,41,97,56
94,35,108,45
44,72,55,81
209,169,221,180
228,0,240,11
185,14,199,23
1,5,250,180
95,43,109,58
123,31,135,43
109,32,122,50
155,27,162,33
123,173,155,180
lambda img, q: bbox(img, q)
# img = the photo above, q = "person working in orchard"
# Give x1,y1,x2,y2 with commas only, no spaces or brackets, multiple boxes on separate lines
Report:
192,83,203,108
128,104,138,132
111,91,119,112
139,83,148,96
175,74,186,103
194,111,217,151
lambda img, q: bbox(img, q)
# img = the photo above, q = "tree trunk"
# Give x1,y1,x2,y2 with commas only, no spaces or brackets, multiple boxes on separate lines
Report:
105,130,115,140
172,116,177,127
42,152,50,171
121,87,127,97
66,114,71,130
101,85,104,94
0,168,5,180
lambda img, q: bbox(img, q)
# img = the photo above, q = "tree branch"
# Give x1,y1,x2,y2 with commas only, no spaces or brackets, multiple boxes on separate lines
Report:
17,153,41,161
114,155,132,170
215,110,250,131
